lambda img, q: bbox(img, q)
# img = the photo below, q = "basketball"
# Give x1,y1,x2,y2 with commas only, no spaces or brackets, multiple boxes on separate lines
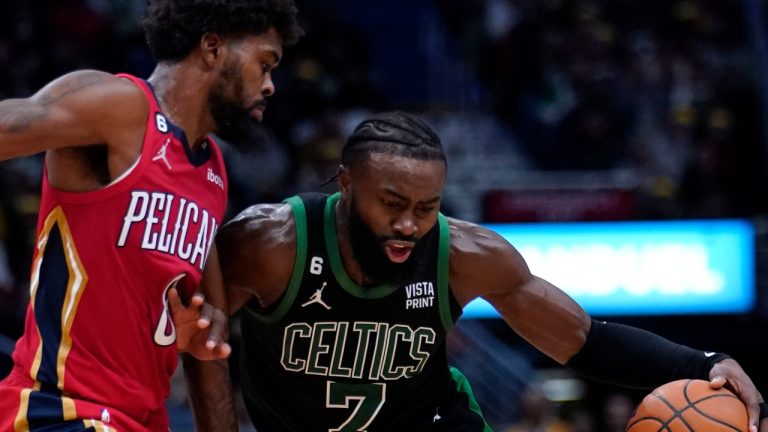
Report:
626,379,749,431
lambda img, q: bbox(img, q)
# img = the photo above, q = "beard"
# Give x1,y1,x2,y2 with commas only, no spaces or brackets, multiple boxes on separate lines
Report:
208,61,265,151
347,196,437,287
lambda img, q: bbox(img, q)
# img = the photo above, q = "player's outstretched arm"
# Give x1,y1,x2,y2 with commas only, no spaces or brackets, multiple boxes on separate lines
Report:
447,218,591,364
449,219,766,430
0,70,146,160
564,320,766,430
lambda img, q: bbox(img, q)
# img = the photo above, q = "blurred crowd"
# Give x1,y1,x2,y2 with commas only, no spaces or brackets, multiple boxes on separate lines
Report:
435,0,768,218
0,0,767,429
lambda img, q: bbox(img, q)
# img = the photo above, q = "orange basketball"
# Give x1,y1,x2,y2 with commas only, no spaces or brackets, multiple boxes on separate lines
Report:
626,379,749,431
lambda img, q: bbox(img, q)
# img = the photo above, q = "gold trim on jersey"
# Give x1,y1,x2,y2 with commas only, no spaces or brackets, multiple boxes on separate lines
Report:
18,206,89,426
13,388,31,431
83,418,117,432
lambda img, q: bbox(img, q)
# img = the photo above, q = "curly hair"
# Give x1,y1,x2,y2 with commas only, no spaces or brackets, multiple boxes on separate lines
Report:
143,0,303,62
342,111,447,169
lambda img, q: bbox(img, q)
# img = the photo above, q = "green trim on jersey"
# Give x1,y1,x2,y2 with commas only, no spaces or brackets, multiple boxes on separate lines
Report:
450,367,493,432
324,192,456,321
324,192,399,299
244,196,308,323
437,213,454,332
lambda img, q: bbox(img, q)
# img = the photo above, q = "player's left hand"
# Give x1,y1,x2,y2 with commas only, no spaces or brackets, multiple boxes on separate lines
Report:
708,358,767,432
169,287,231,361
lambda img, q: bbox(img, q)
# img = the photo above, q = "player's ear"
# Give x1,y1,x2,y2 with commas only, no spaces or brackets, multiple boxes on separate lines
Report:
201,32,226,68
337,165,351,198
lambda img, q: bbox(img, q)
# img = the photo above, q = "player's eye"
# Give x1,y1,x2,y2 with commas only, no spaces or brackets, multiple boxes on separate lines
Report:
383,200,400,209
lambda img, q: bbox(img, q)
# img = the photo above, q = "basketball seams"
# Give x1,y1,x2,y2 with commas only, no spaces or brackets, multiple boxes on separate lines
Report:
626,416,665,429
688,394,741,404
681,409,744,432
654,389,695,432
683,379,744,431
628,379,748,432
686,397,744,430
683,379,741,405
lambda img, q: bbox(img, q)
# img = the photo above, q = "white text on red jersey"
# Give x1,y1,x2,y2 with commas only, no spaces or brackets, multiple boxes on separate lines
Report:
117,191,218,270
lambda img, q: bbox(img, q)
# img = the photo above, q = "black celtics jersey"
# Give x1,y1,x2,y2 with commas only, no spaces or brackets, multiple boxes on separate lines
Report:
239,193,490,432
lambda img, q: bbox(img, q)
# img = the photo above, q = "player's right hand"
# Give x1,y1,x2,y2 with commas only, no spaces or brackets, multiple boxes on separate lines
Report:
708,358,765,432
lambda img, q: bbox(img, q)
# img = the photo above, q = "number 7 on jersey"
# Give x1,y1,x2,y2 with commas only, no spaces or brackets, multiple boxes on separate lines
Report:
326,381,386,432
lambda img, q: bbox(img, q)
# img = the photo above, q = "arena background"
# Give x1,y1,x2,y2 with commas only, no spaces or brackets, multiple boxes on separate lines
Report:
0,0,766,430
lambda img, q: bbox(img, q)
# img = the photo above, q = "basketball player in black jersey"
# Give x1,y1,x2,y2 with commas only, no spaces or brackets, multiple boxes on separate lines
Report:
186,111,767,431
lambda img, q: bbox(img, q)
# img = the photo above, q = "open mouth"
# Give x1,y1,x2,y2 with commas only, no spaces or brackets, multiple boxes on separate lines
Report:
384,241,414,263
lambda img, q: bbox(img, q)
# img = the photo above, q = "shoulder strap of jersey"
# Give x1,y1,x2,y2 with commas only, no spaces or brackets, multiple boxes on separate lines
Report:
437,213,461,331
114,73,165,164
294,192,329,231
294,191,330,279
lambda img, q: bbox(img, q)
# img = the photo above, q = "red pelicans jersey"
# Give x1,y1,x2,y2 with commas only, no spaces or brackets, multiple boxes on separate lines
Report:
0,74,228,431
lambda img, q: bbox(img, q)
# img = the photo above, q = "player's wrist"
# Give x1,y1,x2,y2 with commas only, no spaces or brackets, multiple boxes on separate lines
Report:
759,401,768,420
702,352,731,380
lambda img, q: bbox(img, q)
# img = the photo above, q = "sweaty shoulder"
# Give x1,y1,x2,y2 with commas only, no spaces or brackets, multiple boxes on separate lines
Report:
446,217,533,306
217,203,297,310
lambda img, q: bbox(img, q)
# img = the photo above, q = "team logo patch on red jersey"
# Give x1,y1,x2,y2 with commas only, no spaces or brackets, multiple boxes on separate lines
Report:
207,168,224,190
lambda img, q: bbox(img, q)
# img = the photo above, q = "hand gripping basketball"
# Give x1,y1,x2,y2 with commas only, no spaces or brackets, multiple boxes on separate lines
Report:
626,379,748,431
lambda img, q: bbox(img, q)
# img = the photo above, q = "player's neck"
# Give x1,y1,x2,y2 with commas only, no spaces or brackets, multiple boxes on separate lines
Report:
147,63,214,151
334,200,371,286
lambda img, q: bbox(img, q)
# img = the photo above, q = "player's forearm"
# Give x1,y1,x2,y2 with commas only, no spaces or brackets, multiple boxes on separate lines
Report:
183,355,239,432
565,319,728,389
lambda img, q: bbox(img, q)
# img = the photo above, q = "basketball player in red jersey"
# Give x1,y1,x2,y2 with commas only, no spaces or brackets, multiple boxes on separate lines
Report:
0,0,302,430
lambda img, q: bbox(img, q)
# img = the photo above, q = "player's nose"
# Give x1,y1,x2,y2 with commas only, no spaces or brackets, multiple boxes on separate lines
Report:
393,213,417,237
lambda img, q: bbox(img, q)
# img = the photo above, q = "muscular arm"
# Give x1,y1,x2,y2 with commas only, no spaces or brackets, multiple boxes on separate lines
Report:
449,219,767,430
447,218,590,364
0,70,147,159
0,70,148,193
